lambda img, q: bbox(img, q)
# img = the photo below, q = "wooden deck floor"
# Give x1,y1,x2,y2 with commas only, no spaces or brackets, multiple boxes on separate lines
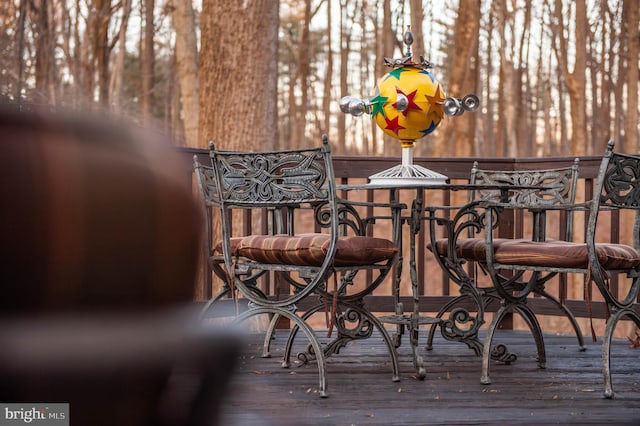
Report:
218,329,640,425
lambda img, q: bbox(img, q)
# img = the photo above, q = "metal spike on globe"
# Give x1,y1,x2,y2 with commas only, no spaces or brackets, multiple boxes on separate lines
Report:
339,26,479,185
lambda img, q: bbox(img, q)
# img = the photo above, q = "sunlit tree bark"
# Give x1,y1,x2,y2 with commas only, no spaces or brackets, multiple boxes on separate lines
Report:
432,0,480,157
170,0,199,147
322,0,333,138
110,0,131,110
141,0,155,122
32,0,56,104
337,0,351,151
289,0,312,149
95,0,111,106
624,0,639,152
16,0,27,102
409,0,424,65
516,1,532,157
380,0,395,155
481,6,495,157
199,0,278,150
553,0,588,155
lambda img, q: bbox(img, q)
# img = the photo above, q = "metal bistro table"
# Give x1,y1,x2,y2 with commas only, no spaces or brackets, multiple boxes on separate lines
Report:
337,181,528,379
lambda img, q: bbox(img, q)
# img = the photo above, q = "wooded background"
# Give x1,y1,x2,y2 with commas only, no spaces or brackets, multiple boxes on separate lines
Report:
1,0,638,160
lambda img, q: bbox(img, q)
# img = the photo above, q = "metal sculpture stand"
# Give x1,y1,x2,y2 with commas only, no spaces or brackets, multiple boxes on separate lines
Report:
368,146,448,186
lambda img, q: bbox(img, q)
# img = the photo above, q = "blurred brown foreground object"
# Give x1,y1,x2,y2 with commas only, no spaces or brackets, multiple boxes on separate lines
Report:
0,104,242,426
0,105,201,314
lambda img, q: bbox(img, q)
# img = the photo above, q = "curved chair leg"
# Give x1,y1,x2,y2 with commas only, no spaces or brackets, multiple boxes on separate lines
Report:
281,304,323,369
281,301,400,382
480,305,509,385
234,306,329,398
535,287,586,351
480,302,547,385
360,304,401,382
602,308,640,399
513,304,546,369
261,313,281,358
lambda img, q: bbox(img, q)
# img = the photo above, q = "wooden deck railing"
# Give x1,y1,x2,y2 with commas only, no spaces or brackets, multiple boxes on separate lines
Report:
180,147,638,331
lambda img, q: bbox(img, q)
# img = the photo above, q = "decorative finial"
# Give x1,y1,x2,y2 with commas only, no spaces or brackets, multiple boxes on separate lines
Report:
403,26,414,59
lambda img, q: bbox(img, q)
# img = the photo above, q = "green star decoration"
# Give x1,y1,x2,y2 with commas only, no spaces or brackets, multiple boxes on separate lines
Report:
369,94,388,117
383,68,410,82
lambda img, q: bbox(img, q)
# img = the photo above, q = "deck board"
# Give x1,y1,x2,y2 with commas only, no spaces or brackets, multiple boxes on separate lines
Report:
217,329,640,425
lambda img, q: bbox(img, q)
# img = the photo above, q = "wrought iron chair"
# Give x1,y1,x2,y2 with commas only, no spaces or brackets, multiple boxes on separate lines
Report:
193,135,401,397
474,141,640,398
427,159,584,355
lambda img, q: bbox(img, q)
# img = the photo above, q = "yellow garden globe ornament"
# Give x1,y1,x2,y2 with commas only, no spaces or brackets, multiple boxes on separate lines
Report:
340,28,479,185
372,63,446,145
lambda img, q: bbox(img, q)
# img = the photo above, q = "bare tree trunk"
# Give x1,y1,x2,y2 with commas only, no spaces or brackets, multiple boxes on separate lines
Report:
409,0,424,64
497,0,517,157
291,0,312,149
556,58,569,155
95,0,110,107
624,0,639,152
614,10,626,154
542,77,554,155
370,2,381,154
110,0,131,111
380,0,394,155
482,7,495,157
170,0,199,147
72,0,86,107
599,4,615,152
516,1,532,157
322,0,333,138
141,0,155,122
553,0,588,155
589,9,602,150
433,0,480,157
199,0,278,150
359,0,369,155
337,0,351,152
16,0,27,102
33,0,56,104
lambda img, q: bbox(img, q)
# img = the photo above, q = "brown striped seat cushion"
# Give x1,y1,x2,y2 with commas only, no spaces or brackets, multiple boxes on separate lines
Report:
430,238,512,259
430,238,640,270
216,234,398,267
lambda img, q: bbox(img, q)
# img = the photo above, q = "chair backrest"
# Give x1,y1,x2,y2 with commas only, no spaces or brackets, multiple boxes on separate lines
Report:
193,135,340,269
469,158,580,240
469,158,580,207
193,134,336,246
208,135,335,209
586,140,640,307
591,140,640,211
588,140,640,244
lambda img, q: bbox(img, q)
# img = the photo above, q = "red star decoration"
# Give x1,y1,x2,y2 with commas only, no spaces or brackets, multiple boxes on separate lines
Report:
384,115,406,136
393,88,422,116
